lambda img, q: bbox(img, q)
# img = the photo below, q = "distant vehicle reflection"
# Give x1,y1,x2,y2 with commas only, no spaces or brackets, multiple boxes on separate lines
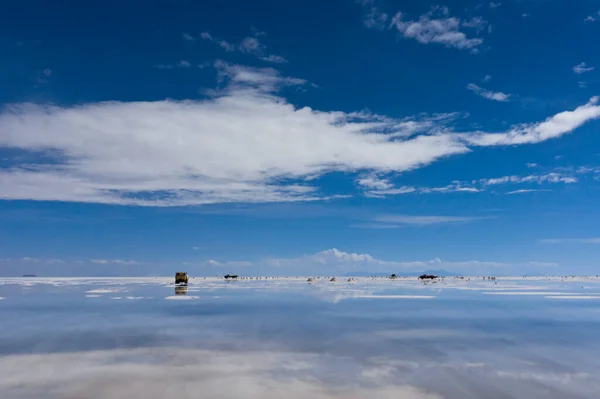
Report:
175,286,188,296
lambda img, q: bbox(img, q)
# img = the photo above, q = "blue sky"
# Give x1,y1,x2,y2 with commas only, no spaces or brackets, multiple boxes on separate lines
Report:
1,0,600,276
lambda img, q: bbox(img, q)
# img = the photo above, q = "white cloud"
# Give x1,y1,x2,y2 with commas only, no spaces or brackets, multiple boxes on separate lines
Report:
201,31,282,62
355,171,579,198
373,214,483,226
250,26,266,37
479,173,577,185
522,13,529,18
364,7,388,29
506,189,546,195
313,248,376,263
3,61,600,206
462,96,600,146
579,81,588,89
539,238,600,244
389,7,484,52
192,259,252,267
0,348,441,399
584,11,600,23
182,33,195,41
365,186,417,197
0,62,474,206
91,259,140,265
153,61,191,70
526,163,537,168
200,31,236,52
573,62,594,74
260,55,288,64
489,2,501,8
356,175,394,191
265,248,557,275
466,83,511,102
218,40,236,52
37,69,53,84
483,74,492,82
462,16,489,33
239,37,265,55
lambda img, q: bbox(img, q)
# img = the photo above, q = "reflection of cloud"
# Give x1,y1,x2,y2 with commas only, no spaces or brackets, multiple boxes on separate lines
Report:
0,348,440,399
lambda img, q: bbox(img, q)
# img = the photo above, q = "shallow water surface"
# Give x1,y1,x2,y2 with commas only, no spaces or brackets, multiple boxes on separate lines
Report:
1,276,599,398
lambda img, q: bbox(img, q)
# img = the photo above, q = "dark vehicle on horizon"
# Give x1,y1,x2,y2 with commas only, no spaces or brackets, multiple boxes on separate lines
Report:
175,272,188,285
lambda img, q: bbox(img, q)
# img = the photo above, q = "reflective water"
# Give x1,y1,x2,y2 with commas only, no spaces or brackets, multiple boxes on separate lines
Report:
1,277,600,398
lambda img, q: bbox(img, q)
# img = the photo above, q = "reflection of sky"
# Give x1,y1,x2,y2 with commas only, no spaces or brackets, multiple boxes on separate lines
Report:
1,277,600,398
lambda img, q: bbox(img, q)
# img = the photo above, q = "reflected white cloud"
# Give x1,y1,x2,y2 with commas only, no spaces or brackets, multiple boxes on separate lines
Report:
0,348,440,399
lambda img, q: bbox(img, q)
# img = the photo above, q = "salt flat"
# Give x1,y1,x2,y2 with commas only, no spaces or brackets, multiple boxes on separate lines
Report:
1,276,599,399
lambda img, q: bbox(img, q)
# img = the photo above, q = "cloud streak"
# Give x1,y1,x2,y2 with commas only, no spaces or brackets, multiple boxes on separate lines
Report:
466,83,511,102
573,62,594,74
355,172,579,198
539,238,600,244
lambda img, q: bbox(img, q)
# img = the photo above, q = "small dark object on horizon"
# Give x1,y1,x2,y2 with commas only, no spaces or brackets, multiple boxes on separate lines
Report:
22,274,37,277
419,274,438,280
390,274,397,279
175,272,188,285
224,274,239,280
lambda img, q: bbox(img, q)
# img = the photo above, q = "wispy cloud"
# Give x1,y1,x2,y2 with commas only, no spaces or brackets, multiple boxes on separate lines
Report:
90,259,141,265
479,173,577,185
364,7,388,29
260,55,288,64
36,68,52,84
388,7,485,52
356,171,580,198
182,32,195,41
573,62,594,74
372,214,486,226
153,60,191,69
200,31,236,52
506,189,547,195
1,257,140,266
201,31,285,63
239,37,265,55
539,238,600,244
482,74,492,83
489,2,501,9
466,83,511,102
462,16,489,33
584,11,600,23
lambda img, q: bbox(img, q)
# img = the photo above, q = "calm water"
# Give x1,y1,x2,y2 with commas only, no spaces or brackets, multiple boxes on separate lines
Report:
1,276,600,399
